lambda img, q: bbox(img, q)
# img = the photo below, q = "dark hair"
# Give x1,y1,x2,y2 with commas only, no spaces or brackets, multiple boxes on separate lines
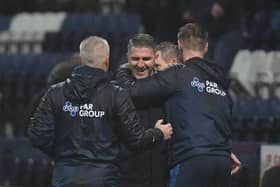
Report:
155,41,180,62
127,33,156,54
177,23,208,51
47,54,80,85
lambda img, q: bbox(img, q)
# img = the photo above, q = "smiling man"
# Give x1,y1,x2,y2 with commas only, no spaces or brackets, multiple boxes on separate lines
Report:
115,34,169,187
127,34,156,79
115,23,242,187
28,36,173,187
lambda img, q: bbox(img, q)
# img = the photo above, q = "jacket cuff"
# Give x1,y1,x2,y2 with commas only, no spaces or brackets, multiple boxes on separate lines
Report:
148,128,164,143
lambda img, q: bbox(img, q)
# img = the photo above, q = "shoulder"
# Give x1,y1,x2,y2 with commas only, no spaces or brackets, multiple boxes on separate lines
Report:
167,63,186,72
41,80,68,102
50,80,66,89
110,82,132,100
109,81,128,95
48,80,66,94
119,63,130,69
115,63,132,78
155,63,190,78
105,82,131,107
115,63,130,76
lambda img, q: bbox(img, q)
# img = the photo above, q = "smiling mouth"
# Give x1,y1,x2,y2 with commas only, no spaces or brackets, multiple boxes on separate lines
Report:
135,67,147,72
136,71,146,75
134,67,147,75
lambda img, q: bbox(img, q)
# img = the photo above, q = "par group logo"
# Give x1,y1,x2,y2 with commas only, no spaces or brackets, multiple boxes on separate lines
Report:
190,77,226,96
191,77,205,93
63,101,79,117
62,101,106,118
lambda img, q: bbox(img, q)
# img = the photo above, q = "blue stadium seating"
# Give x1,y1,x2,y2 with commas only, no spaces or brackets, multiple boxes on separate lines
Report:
0,16,11,31
61,13,140,33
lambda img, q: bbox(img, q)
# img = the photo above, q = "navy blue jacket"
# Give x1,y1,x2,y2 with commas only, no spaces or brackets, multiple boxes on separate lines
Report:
118,57,232,166
27,65,164,187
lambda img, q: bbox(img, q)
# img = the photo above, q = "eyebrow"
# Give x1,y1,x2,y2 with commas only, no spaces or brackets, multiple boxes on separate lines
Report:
131,57,153,61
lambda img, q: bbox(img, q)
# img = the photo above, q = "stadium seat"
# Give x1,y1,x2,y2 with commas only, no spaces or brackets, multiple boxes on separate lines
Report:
230,50,254,95
0,15,11,31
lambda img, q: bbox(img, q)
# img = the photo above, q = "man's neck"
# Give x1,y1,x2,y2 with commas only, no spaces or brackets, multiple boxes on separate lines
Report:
182,50,204,62
86,64,107,72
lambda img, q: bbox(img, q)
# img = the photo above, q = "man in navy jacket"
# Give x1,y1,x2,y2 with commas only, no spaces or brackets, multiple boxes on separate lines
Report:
27,36,173,187
118,23,239,187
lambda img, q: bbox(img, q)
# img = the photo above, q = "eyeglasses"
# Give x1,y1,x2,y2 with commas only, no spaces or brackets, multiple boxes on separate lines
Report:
130,56,153,61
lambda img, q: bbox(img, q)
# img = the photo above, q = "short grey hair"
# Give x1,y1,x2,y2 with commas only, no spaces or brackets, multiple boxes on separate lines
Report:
79,36,110,65
155,42,180,62
127,33,156,55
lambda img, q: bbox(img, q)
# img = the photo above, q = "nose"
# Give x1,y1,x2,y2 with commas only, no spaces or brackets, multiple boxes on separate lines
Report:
136,61,145,68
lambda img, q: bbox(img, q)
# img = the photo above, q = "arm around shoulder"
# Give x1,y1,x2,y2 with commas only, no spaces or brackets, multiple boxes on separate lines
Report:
114,87,167,150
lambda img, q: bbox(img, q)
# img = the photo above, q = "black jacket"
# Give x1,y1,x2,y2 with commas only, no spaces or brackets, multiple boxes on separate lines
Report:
118,57,232,167
115,64,168,187
27,65,164,187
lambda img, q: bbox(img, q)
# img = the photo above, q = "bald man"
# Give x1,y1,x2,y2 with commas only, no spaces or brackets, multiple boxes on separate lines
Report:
28,36,173,187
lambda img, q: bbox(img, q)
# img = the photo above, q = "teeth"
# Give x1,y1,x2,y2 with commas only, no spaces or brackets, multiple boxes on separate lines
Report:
137,69,146,72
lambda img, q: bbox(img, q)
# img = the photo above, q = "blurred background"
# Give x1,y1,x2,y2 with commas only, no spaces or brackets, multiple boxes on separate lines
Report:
0,0,280,186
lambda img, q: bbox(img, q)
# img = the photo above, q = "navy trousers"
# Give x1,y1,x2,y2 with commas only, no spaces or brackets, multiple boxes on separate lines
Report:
169,155,232,187
52,165,120,187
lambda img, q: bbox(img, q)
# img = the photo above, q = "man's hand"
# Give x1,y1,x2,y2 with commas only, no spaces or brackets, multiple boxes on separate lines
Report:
231,152,241,175
155,119,173,140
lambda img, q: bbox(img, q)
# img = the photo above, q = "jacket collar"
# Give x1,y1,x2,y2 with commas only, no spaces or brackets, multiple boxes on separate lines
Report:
72,65,106,77
184,57,229,90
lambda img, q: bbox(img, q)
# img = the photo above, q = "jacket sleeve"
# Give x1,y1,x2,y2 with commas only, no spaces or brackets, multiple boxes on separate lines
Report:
127,65,186,105
27,88,55,157
115,87,164,150
114,64,135,89
114,65,164,108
